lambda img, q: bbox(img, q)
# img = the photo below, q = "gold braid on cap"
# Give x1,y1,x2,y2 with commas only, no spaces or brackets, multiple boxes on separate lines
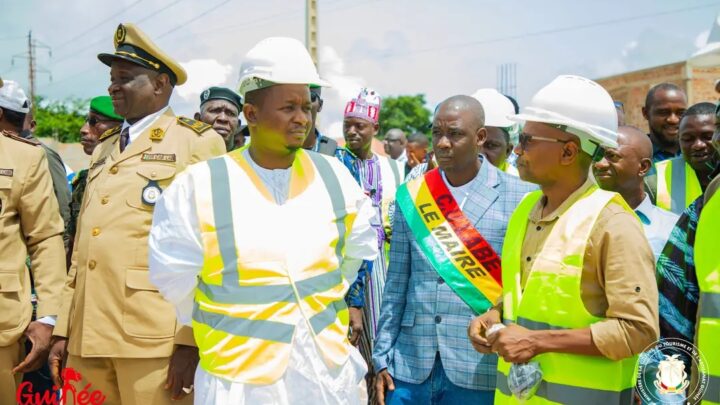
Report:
115,51,160,70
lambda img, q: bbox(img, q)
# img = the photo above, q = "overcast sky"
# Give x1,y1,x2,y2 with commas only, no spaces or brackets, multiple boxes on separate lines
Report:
1,0,718,139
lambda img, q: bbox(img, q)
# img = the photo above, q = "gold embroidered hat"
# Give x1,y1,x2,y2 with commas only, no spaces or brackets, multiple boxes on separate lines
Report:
98,23,187,86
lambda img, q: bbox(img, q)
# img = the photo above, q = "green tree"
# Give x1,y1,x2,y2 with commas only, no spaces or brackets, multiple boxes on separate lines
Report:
378,94,432,138
33,96,88,143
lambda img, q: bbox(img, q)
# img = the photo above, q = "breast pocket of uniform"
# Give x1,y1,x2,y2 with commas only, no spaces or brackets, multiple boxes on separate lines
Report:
123,267,176,338
126,164,176,211
0,272,24,332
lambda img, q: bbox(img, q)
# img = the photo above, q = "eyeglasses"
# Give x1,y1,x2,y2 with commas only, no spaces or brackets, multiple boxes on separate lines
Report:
86,116,120,126
310,92,322,103
518,132,606,162
517,133,572,150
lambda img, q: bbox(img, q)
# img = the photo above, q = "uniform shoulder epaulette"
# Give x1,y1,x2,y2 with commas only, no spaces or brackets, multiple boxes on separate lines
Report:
1,130,41,146
177,116,212,134
98,126,122,142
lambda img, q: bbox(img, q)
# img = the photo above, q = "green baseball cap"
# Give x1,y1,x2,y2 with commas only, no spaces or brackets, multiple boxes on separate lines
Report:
90,96,123,121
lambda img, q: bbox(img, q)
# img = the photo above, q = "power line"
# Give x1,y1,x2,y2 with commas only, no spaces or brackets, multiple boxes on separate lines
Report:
45,0,229,90
350,1,720,61
168,0,380,45
53,0,146,51
168,8,303,42
42,65,100,90
156,0,233,39
52,0,186,65
135,0,187,25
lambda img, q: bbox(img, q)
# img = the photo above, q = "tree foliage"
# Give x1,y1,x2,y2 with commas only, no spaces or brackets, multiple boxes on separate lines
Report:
378,94,432,138
33,97,88,143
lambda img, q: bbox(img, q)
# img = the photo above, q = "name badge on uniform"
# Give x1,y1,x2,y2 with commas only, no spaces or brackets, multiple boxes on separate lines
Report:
141,180,162,206
0,168,14,177
141,153,176,162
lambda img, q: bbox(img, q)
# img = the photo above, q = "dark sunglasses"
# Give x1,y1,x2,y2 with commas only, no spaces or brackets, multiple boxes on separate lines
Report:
86,116,121,126
517,133,572,149
518,132,605,162
310,92,322,103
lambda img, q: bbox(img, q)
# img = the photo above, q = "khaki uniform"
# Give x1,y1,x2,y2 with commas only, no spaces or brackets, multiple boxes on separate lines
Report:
520,178,659,360
55,109,225,404
0,131,65,404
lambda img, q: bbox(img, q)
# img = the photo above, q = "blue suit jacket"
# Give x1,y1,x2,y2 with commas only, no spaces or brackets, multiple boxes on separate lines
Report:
372,159,537,391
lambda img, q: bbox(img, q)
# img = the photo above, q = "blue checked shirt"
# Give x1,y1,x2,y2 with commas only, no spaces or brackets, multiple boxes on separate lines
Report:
373,158,537,391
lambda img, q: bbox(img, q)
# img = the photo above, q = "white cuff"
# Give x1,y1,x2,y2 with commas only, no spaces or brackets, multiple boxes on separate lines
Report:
37,315,57,326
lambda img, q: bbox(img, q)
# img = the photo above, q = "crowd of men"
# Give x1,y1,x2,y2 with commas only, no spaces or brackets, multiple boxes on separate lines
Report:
0,21,718,405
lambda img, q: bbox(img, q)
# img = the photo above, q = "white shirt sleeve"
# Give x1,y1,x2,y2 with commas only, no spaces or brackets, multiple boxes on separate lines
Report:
148,171,204,325
37,315,56,326
338,190,379,283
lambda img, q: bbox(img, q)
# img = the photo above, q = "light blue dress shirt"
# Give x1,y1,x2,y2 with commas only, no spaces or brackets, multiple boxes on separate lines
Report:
634,194,680,262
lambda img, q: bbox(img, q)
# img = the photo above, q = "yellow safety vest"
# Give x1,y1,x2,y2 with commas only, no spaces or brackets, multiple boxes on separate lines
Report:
695,190,720,404
190,148,359,384
495,186,638,404
656,157,703,214
499,161,519,177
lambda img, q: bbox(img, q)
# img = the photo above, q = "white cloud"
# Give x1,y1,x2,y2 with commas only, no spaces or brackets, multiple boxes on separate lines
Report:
695,29,711,49
175,59,233,101
316,46,366,140
621,40,638,57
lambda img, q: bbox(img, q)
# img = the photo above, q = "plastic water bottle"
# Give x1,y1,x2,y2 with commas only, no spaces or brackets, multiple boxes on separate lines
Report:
486,323,543,400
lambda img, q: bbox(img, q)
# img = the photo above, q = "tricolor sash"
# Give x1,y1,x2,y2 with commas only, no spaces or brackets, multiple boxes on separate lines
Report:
396,169,502,314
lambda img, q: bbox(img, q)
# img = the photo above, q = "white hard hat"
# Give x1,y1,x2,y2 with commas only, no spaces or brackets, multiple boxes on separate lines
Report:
238,37,330,97
0,80,30,114
470,88,518,131
509,75,618,154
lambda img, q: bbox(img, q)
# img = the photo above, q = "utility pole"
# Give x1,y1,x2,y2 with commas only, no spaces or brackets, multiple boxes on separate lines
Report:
306,0,318,69
496,62,517,99
11,31,51,114
28,31,35,106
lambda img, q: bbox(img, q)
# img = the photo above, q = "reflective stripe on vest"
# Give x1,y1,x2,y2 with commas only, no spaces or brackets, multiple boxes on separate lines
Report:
191,150,355,383
700,292,720,318
495,187,639,404
704,375,720,404
695,189,720,404
307,151,350,264
379,155,402,190
655,157,703,214
496,372,634,405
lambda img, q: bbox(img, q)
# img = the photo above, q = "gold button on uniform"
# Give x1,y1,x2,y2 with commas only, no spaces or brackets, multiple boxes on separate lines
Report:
151,172,157,178
109,166,118,174
101,197,109,205
88,260,97,269
92,228,101,236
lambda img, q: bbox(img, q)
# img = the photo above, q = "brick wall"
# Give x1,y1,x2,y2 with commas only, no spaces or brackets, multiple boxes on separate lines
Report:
596,62,687,133
596,62,720,133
